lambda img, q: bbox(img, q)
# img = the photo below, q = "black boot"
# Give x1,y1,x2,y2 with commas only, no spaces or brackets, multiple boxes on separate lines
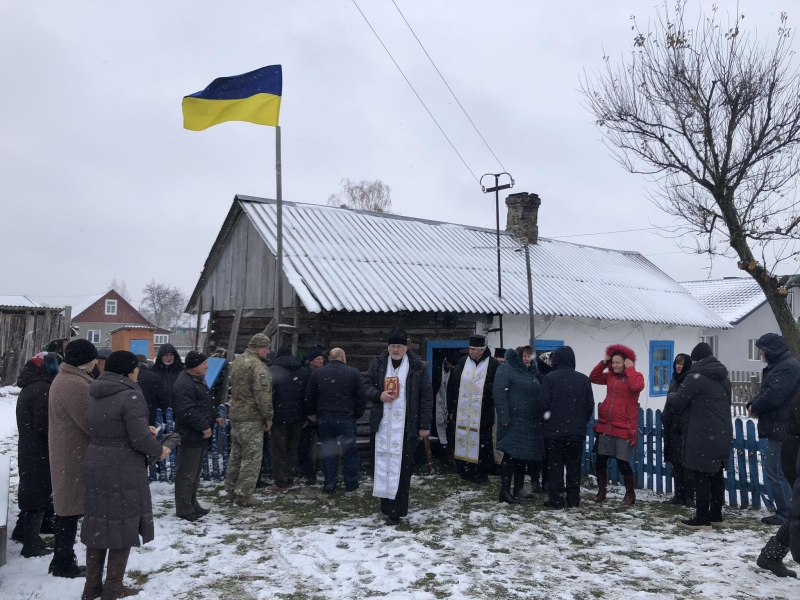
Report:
513,469,532,500
757,552,797,578
50,515,85,578
11,511,25,543
21,512,53,558
101,548,141,599
82,547,107,600
40,507,56,535
499,458,521,504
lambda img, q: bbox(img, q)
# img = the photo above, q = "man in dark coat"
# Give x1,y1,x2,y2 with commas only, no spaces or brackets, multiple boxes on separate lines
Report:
540,346,595,509
297,346,324,485
362,328,433,525
447,334,499,483
662,353,694,507
670,343,732,530
746,333,800,526
14,352,61,558
173,351,220,521
134,354,167,426
269,346,309,489
82,351,169,600
756,378,800,578
152,343,185,411
305,348,366,494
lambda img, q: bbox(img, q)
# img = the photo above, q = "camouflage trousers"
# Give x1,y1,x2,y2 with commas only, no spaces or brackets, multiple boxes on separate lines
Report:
225,421,265,498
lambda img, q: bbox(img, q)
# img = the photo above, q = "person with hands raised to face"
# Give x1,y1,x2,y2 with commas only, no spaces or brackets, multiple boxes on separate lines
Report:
589,344,645,506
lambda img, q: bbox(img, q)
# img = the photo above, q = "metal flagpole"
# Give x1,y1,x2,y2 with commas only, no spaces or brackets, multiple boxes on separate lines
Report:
274,125,283,350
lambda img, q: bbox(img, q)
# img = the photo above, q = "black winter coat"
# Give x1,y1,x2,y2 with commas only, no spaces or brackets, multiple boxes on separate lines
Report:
173,371,214,446
136,364,167,426
747,333,800,441
151,343,185,410
15,362,54,512
670,356,733,473
791,451,800,564
540,346,595,440
662,354,693,465
362,350,434,440
82,372,163,549
446,349,499,428
270,355,309,424
304,360,366,420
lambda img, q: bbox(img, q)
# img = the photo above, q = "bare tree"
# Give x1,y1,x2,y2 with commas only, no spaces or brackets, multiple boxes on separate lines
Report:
139,280,186,329
327,178,393,213
109,279,132,303
581,1,800,354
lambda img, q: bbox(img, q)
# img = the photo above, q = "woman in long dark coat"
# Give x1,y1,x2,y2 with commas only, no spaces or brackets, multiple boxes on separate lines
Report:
493,346,543,504
81,351,169,600
661,353,694,506
14,352,61,557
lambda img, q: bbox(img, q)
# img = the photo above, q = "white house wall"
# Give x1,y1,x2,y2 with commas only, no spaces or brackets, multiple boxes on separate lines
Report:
699,302,784,374
485,314,703,412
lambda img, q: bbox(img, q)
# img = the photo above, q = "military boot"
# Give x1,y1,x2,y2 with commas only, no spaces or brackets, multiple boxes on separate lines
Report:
235,495,263,508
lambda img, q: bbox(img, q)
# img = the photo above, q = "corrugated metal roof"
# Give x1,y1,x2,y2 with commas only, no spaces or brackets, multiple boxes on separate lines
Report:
0,295,40,308
681,278,767,324
70,292,108,320
230,196,729,329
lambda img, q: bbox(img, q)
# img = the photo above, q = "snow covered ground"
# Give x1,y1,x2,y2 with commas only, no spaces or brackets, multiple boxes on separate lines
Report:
1,387,797,599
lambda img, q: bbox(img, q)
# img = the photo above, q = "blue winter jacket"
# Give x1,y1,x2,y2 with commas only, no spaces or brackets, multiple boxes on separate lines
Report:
493,348,543,461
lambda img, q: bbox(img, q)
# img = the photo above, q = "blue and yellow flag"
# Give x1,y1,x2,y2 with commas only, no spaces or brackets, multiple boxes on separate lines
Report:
182,65,282,131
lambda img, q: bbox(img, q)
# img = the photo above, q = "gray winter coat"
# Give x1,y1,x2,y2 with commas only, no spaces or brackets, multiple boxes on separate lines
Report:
669,356,733,473
493,348,543,461
81,372,163,549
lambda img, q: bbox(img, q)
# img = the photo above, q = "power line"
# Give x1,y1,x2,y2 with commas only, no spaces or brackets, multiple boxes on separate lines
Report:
350,0,479,182
389,0,506,172
549,226,659,239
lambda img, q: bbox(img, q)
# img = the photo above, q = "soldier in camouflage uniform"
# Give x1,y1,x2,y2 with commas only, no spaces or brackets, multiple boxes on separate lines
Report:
225,333,274,507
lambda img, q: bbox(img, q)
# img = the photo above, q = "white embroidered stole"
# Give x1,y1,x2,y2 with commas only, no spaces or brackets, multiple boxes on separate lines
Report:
454,356,488,464
373,354,409,500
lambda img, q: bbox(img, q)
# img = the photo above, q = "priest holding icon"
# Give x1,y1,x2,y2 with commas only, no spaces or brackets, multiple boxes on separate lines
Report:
362,328,433,525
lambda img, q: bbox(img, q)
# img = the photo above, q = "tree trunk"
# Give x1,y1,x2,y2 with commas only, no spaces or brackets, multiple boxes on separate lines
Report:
717,192,800,358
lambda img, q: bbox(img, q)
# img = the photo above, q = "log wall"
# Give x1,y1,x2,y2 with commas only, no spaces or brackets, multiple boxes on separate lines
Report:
0,308,68,385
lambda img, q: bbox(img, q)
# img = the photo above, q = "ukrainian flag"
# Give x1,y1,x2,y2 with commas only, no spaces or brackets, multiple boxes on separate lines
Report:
182,65,282,131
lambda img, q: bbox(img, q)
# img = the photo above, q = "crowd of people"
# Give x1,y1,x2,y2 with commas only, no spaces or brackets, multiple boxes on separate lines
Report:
10,329,800,598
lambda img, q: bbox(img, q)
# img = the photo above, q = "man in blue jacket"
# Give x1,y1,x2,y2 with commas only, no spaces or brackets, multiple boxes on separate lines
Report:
747,333,800,526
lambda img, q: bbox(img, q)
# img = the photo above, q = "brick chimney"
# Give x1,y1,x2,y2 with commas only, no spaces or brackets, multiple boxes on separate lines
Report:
505,192,541,244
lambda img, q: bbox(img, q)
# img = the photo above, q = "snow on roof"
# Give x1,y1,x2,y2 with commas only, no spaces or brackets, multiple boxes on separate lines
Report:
209,196,730,329
0,295,40,308
70,292,108,319
681,278,767,324
108,324,157,335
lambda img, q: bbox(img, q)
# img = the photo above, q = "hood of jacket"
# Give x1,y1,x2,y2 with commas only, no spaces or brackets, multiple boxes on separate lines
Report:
154,343,184,371
503,347,538,375
756,333,791,365
688,355,728,381
273,354,302,371
16,359,55,388
90,370,138,400
550,346,576,371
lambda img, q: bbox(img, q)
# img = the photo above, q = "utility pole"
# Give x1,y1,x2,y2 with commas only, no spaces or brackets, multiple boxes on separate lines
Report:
480,172,514,349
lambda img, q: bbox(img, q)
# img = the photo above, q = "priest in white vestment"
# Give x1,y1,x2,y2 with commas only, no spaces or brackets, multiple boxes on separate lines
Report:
362,328,433,525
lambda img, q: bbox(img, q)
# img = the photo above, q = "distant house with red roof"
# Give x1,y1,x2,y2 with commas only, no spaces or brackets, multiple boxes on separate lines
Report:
71,290,170,359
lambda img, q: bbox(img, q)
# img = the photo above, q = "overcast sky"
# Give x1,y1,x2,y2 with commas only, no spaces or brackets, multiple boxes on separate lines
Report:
1,0,795,309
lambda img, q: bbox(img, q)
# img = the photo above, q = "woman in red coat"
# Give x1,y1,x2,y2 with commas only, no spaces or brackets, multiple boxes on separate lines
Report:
589,344,645,505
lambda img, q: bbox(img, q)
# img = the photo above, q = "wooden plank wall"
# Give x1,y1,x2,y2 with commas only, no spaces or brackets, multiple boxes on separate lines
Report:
207,308,475,372
0,308,67,385
199,214,293,313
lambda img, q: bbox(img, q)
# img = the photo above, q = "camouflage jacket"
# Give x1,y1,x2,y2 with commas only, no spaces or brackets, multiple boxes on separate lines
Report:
228,349,273,422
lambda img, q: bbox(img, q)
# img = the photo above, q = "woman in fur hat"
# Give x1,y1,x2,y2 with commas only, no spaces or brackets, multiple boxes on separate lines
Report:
589,344,645,506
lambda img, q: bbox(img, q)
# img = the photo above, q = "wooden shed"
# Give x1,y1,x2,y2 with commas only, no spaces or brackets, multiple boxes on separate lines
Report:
109,325,157,360
0,298,70,386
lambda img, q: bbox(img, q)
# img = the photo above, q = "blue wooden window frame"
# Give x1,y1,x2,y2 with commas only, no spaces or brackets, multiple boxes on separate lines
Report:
426,340,470,379
649,341,674,396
